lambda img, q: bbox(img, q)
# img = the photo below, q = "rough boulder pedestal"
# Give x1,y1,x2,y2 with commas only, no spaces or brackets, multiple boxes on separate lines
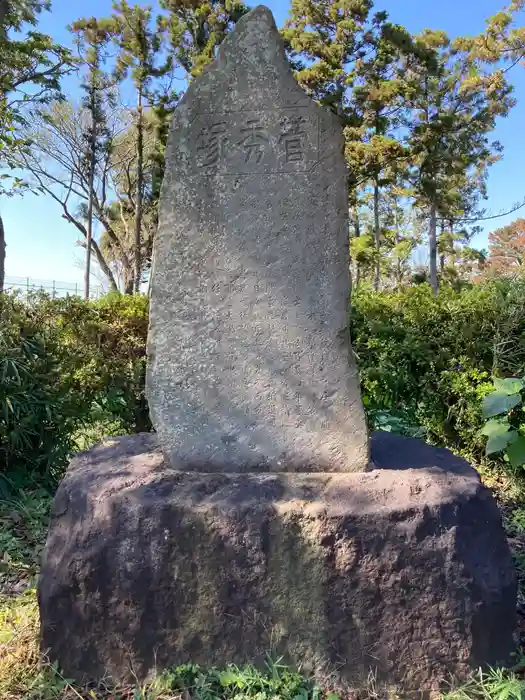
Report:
39,433,516,690
38,4,516,692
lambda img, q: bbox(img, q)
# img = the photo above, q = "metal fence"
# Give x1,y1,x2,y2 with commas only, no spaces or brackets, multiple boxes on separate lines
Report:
4,276,104,299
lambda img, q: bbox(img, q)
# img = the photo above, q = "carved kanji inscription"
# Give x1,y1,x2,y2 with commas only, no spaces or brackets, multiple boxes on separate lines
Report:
193,108,318,174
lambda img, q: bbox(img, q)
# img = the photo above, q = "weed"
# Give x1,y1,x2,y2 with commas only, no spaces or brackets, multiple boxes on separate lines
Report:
0,487,51,597
150,658,320,700
443,667,525,700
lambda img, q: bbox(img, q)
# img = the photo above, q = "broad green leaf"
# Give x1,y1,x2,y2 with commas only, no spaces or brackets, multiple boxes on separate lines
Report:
486,429,518,456
219,670,244,688
480,418,510,437
493,377,525,395
506,436,525,468
482,391,521,418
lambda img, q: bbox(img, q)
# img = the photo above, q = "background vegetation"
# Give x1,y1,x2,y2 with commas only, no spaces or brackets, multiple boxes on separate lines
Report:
352,280,525,461
5,280,525,490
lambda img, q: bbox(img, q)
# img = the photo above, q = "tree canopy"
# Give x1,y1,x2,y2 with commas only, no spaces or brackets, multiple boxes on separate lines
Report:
2,0,524,295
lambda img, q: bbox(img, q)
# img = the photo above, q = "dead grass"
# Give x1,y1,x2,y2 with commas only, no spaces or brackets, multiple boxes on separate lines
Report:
0,586,184,699
0,588,64,700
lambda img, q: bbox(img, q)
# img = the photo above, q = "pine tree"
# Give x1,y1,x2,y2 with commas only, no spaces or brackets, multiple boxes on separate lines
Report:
403,32,512,292
70,17,116,299
454,1,525,77
111,1,173,293
0,0,71,289
283,0,373,112
158,0,248,78
348,19,435,289
435,172,485,276
97,110,162,292
284,0,435,290
382,188,421,288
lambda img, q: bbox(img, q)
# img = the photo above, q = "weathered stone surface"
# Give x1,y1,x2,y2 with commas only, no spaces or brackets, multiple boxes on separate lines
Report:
39,432,516,691
146,5,368,473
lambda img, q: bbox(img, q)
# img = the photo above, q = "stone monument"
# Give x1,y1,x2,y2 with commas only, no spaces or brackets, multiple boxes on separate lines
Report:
146,4,368,473
39,6,517,692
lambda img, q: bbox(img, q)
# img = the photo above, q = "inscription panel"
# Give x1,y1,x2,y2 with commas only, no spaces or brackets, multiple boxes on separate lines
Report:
191,108,319,174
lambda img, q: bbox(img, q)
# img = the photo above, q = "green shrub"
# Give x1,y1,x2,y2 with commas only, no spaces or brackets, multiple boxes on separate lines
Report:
38,291,151,435
0,292,150,489
351,279,525,465
0,296,80,488
6,277,525,486
152,661,321,700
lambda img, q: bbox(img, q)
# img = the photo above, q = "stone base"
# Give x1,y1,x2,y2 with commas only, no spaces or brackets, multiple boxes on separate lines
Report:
38,433,516,691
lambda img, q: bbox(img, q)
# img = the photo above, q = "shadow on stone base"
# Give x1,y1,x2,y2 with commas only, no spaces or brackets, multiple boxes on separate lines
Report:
38,432,516,691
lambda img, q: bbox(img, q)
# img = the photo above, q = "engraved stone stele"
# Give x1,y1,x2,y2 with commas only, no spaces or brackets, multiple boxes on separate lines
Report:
38,6,517,692
146,4,369,472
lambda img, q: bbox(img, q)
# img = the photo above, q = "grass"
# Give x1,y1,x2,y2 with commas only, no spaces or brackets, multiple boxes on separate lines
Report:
0,596,324,700
1,486,525,700
0,487,51,598
443,668,525,700
0,588,331,700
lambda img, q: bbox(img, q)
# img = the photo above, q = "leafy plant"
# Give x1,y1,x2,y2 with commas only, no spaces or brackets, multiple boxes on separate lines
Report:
151,659,322,700
481,377,525,469
0,489,51,569
369,409,426,438
508,508,525,535
0,318,79,486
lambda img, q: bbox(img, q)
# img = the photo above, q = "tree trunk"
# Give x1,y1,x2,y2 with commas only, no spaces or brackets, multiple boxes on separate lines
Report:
353,200,361,239
429,203,438,294
350,201,361,290
373,180,380,292
439,219,445,274
393,200,401,288
78,238,119,293
91,239,119,293
124,277,134,295
0,214,5,293
147,267,153,299
85,86,97,300
134,88,144,294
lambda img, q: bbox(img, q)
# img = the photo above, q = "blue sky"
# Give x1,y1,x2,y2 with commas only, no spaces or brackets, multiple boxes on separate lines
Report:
2,0,524,285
